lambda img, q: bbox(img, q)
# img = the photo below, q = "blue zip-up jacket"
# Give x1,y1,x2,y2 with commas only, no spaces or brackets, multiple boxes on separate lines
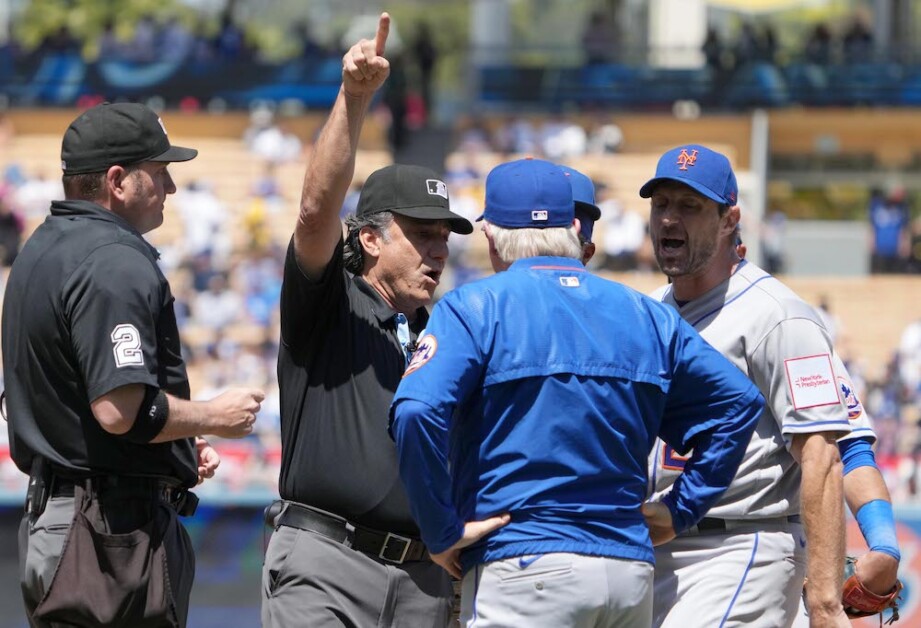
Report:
390,257,763,573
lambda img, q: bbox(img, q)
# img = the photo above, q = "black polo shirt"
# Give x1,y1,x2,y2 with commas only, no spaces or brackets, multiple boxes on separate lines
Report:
277,238,427,534
1,200,196,485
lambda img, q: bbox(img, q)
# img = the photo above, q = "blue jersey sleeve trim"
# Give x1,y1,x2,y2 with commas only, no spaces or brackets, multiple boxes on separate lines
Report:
781,420,852,432
841,426,877,443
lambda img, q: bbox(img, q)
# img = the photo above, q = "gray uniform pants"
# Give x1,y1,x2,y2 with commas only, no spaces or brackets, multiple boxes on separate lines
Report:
653,525,805,628
18,492,194,628
262,525,453,628
460,553,653,628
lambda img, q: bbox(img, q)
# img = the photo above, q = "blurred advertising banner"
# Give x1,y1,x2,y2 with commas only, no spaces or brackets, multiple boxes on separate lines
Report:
0,504,918,627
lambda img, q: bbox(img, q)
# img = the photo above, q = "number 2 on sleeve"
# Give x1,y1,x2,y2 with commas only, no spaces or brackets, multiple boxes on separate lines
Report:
111,324,144,368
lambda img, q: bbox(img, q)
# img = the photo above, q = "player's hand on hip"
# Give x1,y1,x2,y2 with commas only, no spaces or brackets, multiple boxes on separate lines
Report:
642,501,677,546
342,12,391,98
430,514,512,579
208,388,265,438
855,551,900,596
430,548,463,579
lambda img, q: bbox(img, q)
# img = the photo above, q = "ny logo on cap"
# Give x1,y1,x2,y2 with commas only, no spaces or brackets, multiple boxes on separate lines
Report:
676,148,699,171
426,179,448,199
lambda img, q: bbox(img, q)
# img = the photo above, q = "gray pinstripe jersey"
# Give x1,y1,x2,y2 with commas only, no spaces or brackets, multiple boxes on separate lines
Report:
648,261,875,519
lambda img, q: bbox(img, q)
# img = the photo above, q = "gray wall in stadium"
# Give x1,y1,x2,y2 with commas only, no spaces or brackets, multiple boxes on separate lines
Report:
783,221,870,276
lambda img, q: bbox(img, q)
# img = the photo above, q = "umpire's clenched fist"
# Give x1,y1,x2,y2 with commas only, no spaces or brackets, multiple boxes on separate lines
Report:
208,388,265,439
342,12,391,98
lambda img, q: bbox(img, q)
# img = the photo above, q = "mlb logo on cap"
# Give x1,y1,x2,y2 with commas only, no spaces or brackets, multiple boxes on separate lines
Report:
426,179,448,199
478,158,574,229
638,144,738,206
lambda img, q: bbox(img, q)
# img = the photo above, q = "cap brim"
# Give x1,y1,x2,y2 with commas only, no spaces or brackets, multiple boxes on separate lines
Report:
638,176,726,204
392,206,474,235
574,200,601,221
150,145,198,163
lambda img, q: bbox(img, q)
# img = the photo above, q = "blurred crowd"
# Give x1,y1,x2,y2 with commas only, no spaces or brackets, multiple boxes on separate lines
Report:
5,10,306,65
0,115,919,506
700,13,879,74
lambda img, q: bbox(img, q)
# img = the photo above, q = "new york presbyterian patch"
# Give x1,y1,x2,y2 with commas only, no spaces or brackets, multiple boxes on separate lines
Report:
784,354,840,410
404,334,437,376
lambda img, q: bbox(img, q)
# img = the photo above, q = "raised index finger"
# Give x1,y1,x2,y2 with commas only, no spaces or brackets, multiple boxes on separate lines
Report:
375,12,390,57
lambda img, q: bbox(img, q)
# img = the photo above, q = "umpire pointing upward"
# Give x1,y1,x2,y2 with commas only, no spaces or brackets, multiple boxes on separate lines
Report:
2,102,264,628
261,13,472,628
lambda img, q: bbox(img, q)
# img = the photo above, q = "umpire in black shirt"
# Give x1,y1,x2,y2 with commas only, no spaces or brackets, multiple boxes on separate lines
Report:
261,14,480,627
2,102,265,628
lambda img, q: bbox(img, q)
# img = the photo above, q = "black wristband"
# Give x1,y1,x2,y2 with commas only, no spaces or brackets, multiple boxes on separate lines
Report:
123,386,169,443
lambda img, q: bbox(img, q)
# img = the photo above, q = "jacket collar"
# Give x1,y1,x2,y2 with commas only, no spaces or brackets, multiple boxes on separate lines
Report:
50,200,160,259
510,256,585,272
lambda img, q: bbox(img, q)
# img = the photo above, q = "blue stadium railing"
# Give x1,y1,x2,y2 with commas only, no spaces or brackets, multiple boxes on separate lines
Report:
1,43,919,110
0,48,345,108
479,61,911,110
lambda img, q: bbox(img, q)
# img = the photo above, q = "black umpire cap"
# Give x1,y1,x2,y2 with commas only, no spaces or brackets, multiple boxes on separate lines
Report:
357,164,473,235
61,102,198,174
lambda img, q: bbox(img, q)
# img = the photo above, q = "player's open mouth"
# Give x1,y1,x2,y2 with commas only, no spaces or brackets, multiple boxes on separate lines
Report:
661,238,685,250
423,270,441,284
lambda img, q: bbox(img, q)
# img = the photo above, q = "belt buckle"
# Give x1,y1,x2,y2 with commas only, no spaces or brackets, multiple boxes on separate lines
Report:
379,532,411,564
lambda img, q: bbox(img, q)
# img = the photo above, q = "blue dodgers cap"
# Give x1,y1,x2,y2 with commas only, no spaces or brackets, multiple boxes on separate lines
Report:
478,158,574,228
638,144,738,206
559,165,601,242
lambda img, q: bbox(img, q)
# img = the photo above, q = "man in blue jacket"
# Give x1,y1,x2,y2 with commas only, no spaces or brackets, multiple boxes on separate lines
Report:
389,158,765,627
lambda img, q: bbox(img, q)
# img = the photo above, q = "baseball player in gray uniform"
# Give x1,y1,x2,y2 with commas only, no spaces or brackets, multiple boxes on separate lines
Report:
641,145,900,628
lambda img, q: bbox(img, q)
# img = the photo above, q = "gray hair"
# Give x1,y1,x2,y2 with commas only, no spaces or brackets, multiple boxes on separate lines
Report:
486,220,583,263
343,211,394,274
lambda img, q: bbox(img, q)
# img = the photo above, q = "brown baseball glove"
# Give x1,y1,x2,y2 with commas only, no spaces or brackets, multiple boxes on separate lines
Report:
841,555,902,623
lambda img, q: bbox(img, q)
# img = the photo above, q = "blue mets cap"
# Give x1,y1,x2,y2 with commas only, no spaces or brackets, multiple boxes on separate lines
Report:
478,158,574,228
559,165,601,241
638,144,738,206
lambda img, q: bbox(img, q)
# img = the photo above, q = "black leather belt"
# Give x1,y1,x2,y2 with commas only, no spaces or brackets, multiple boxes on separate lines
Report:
50,475,198,517
271,501,429,564
692,514,802,533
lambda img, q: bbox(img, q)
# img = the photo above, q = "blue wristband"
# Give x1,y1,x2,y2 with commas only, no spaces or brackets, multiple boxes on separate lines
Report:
855,499,900,562
839,437,875,475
